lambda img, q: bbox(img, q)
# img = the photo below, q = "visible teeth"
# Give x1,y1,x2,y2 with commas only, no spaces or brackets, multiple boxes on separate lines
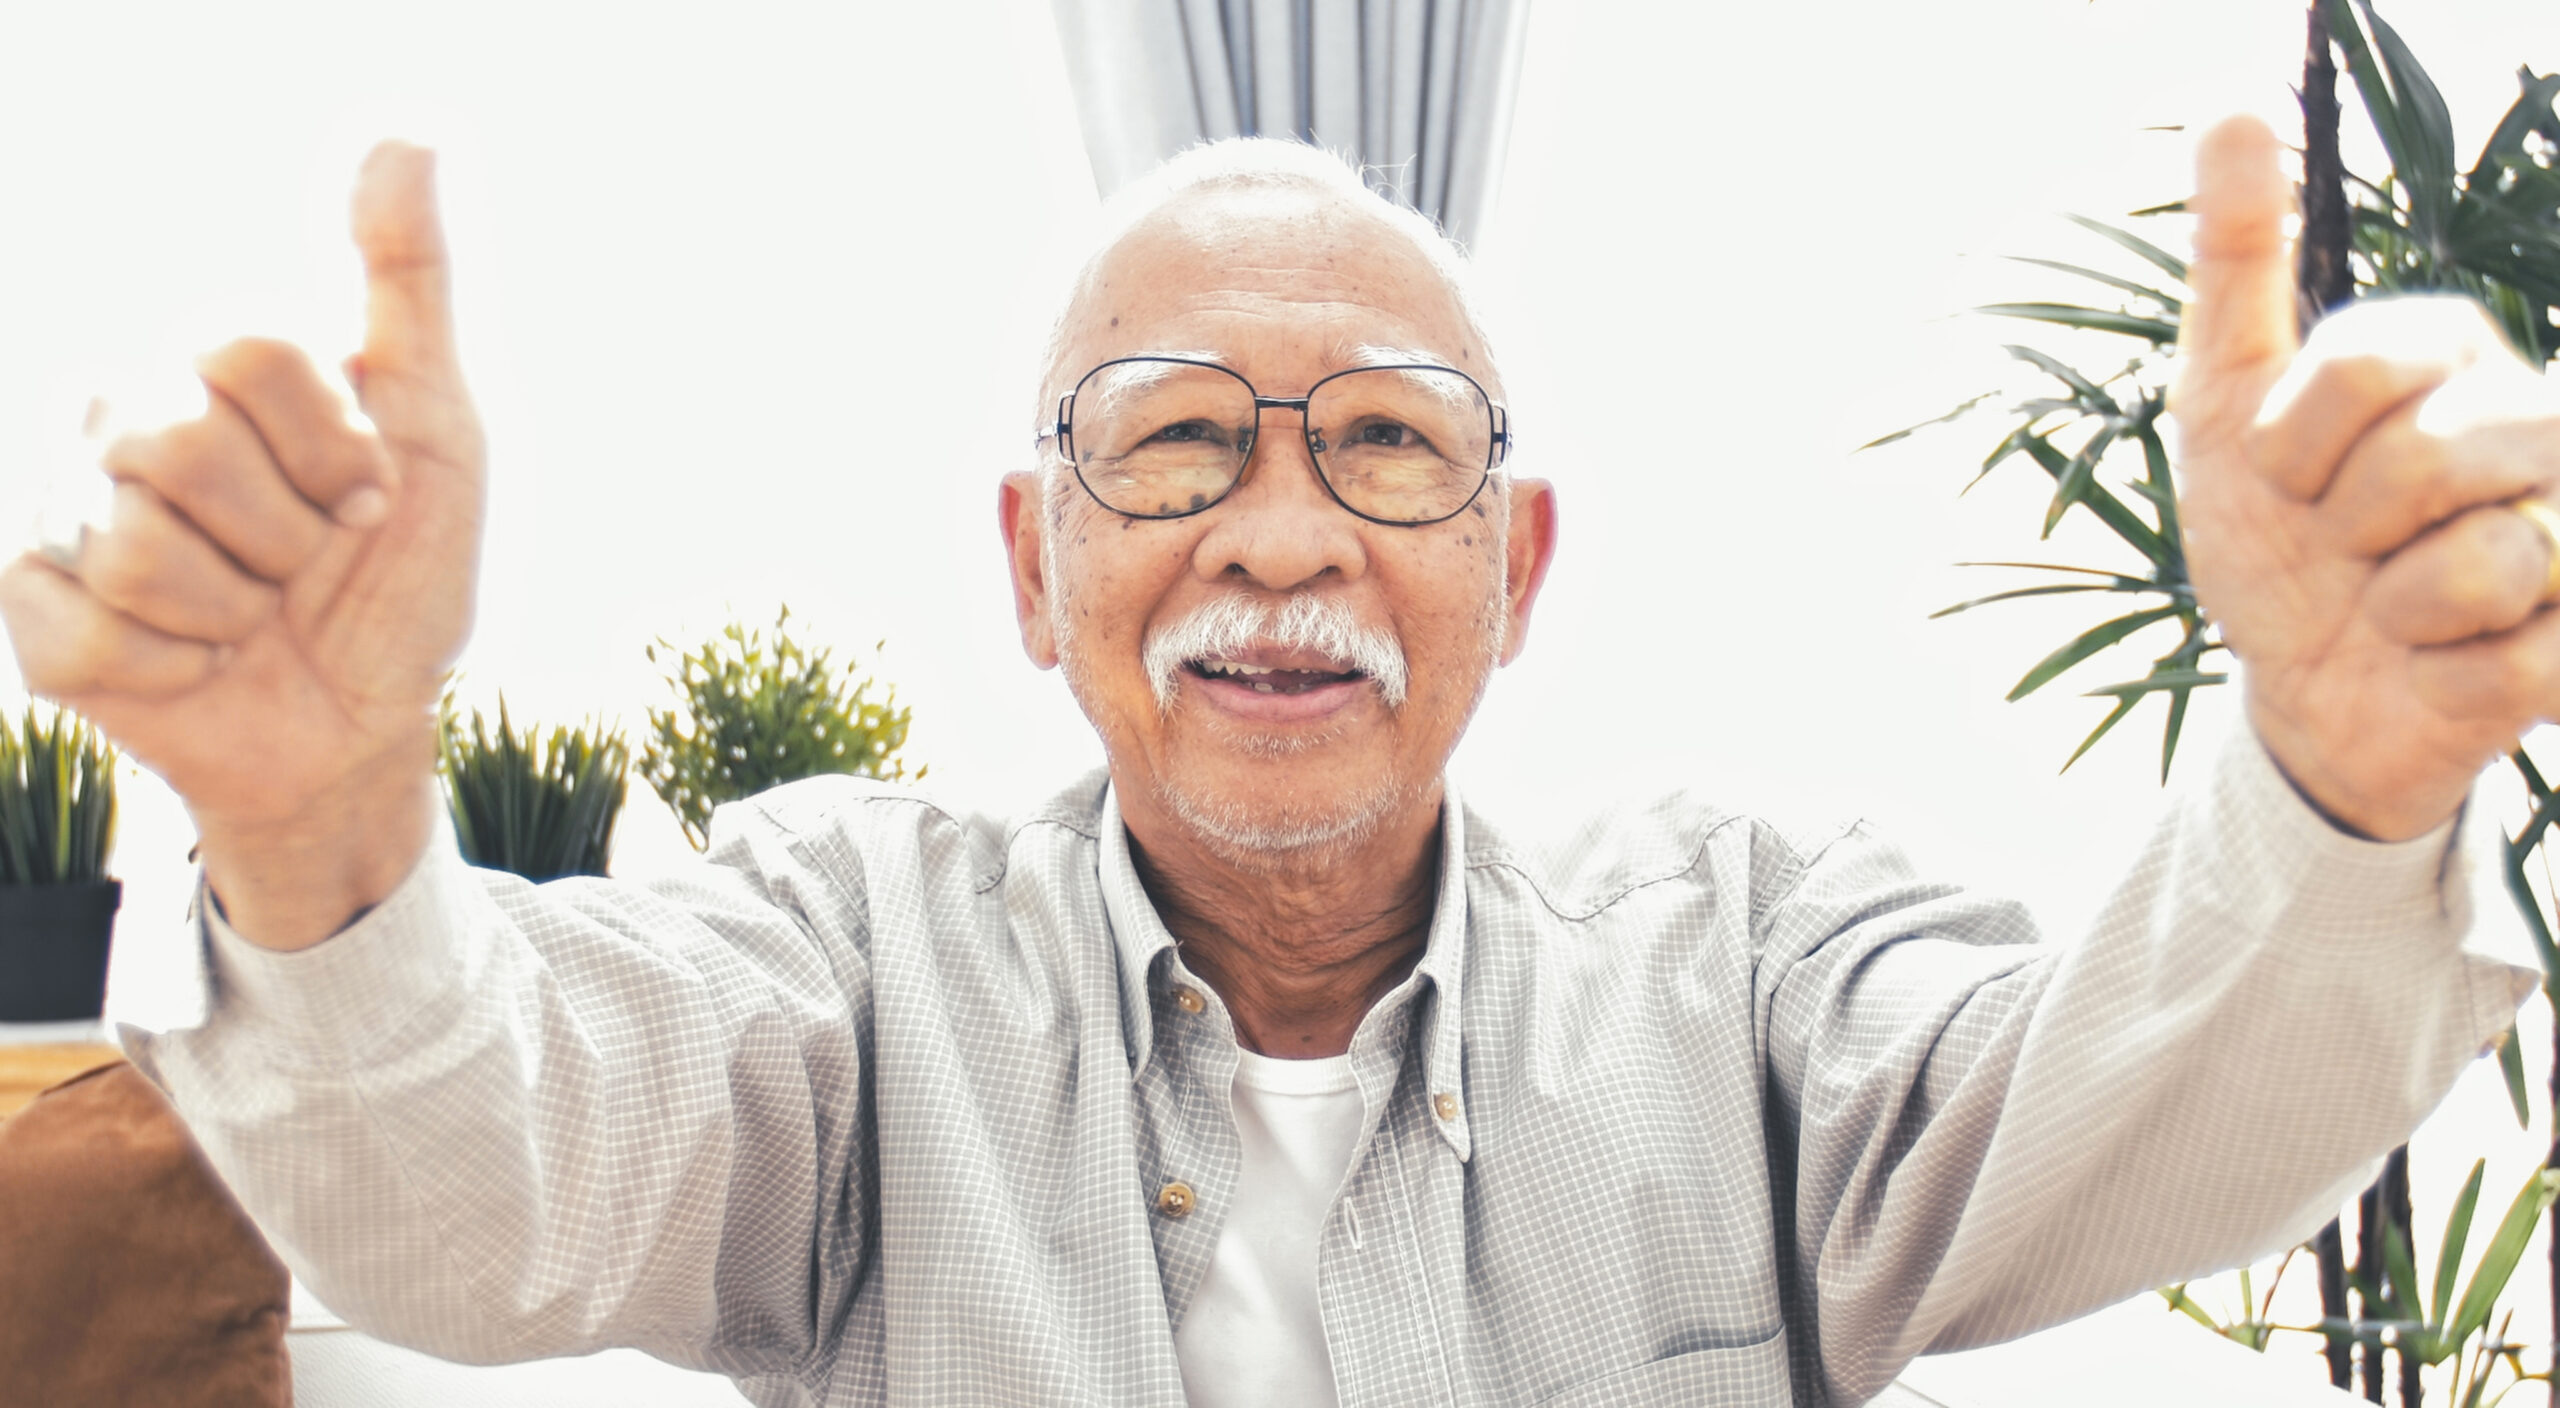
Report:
1191,657,1363,690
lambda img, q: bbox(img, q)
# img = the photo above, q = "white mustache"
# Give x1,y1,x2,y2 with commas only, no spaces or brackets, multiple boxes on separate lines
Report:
1142,594,1410,710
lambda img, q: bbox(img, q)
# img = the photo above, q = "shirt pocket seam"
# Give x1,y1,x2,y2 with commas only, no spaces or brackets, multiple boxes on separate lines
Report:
1527,1323,1789,1408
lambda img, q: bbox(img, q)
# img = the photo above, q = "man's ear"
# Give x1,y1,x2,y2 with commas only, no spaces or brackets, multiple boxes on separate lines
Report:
999,472,1060,670
1498,478,1558,666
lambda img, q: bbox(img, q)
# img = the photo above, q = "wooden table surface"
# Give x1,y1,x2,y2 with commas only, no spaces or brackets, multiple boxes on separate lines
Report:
0,1043,122,1119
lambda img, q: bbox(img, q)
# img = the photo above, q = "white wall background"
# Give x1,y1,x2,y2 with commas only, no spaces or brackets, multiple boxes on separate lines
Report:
4,0,2558,1393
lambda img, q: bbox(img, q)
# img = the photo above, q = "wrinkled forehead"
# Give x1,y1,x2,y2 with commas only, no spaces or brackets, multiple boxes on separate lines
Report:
1045,183,1498,403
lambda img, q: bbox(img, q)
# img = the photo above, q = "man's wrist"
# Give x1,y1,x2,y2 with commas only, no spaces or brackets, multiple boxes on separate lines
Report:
194,749,442,953
2244,694,2471,843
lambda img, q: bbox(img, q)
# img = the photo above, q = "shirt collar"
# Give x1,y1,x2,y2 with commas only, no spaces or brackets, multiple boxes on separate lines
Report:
1094,778,1474,1161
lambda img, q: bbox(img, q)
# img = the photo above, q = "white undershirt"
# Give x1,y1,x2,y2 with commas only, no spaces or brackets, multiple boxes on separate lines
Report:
1174,1047,1366,1408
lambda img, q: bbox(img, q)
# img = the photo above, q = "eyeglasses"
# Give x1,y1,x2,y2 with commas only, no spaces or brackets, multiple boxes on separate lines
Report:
1038,356,1511,526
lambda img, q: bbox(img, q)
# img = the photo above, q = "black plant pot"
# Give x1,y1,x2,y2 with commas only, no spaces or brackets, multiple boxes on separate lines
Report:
0,881,121,1022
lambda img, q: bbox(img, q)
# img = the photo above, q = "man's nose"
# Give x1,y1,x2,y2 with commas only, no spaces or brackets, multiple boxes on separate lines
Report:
1191,408,1368,592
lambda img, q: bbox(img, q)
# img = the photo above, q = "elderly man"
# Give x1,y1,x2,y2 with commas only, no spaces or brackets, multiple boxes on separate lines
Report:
0,118,2549,1407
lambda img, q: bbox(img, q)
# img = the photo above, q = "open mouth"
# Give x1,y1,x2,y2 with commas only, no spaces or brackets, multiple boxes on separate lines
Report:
1186,658,1367,696
1142,594,1410,711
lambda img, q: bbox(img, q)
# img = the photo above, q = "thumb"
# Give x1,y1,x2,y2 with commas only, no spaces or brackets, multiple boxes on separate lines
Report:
2171,115,2299,456
349,141,460,390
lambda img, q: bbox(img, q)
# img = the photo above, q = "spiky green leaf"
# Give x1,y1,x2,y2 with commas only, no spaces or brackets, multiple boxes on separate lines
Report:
2447,1167,2560,1351
1998,256,2185,314
2063,212,2189,282
1858,391,2000,451
2497,1022,2531,1128
2080,668,2229,699
1980,303,2180,345
2006,605,2183,703
2059,693,2140,774
1928,582,2140,621
2434,1159,2489,1329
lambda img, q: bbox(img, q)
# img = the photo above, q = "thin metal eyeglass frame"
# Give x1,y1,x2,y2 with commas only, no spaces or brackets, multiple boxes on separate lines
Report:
1033,355,1513,527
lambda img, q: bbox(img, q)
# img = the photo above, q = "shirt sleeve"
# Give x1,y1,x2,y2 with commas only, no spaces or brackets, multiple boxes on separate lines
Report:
116,801,877,1382
1756,723,2540,1403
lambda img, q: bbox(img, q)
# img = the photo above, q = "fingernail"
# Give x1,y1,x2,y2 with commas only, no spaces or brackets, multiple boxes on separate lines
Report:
335,485,391,529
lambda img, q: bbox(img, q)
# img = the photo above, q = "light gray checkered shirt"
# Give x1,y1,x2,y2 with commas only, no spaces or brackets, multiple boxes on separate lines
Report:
125,727,2535,1406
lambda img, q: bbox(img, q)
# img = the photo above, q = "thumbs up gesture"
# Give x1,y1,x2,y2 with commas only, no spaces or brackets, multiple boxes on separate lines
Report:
0,143,483,946
2173,116,2560,842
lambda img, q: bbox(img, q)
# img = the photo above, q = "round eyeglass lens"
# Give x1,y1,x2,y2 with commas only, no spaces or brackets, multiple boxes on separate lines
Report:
1069,360,1256,518
1307,367,1493,522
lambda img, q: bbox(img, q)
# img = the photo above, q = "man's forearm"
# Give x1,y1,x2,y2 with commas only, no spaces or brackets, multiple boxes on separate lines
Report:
131,817,865,1373
1774,727,2537,1403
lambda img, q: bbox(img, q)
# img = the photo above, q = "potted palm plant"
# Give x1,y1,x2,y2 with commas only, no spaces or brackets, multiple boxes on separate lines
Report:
0,705,120,1022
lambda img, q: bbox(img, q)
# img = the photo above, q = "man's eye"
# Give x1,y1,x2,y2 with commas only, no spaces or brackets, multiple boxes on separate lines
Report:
1357,422,1415,448
1148,421,1219,445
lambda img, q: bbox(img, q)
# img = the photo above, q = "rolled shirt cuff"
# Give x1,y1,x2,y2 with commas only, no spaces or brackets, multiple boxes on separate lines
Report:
2223,721,2537,1016
181,818,484,1070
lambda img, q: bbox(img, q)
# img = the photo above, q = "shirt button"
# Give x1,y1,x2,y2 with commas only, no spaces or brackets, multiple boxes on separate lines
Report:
1433,1092,1460,1122
1155,1181,1197,1218
1173,985,1206,1014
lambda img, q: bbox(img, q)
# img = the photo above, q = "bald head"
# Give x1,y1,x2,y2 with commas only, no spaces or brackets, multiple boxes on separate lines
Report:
1036,139,1500,432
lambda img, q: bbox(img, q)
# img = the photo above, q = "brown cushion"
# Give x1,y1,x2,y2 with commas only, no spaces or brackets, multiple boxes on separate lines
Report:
0,1060,292,1406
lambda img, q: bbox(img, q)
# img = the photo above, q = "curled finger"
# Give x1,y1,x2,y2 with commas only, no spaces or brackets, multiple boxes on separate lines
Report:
78,482,281,644
2320,406,2560,559
0,554,223,699
2364,501,2554,646
2406,594,2560,731
101,398,337,582
196,337,396,528
2252,299,2500,502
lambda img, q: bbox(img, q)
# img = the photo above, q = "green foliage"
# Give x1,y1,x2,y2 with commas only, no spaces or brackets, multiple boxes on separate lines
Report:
2160,1250,2293,1353
440,692,630,883
1889,7,2560,1400
2327,0,2560,362
2505,753,2560,1014
2314,0,2560,1142
2334,1162,2556,1407
1871,1,2560,785
1863,211,2215,781
0,704,116,887
2158,1163,2560,1407
640,607,920,851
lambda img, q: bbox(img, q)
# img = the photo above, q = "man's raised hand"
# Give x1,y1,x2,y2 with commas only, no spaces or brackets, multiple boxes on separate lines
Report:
0,142,484,948
2174,115,2560,841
